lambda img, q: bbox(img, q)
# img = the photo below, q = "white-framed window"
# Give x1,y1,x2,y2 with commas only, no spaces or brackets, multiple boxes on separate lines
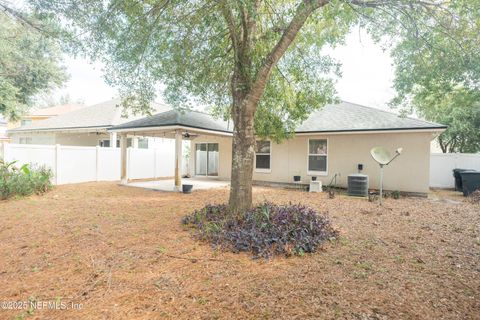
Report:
19,137,33,144
138,138,149,149
255,140,271,172
308,138,328,175
99,138,133,148
21,119,32,126
99,139,110,147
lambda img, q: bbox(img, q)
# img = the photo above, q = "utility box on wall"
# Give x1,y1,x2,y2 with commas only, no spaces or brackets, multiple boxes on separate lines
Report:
309,181,322,193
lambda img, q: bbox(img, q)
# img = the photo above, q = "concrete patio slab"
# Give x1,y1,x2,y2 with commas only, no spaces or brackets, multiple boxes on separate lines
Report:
126,178,230,192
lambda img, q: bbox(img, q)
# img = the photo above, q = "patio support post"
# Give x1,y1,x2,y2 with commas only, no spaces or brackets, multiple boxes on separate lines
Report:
174,130,182,191
133,137,139,149
109,132,117,148
120,133,127,184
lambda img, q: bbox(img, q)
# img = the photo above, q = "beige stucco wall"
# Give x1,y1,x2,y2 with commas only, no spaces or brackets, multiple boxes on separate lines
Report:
10,132,109,146
10,133,56,145
191,131,436,194
55,133,109,146
189,135,232,179
9,132,169,150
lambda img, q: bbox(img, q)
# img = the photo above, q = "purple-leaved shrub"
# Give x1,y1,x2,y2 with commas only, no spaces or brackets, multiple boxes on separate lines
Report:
182,202,338,258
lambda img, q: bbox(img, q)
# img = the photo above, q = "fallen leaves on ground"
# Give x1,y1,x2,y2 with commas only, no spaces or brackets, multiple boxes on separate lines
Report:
0,183,478,319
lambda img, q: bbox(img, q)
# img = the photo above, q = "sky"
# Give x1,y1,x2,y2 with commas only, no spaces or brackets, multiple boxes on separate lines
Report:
52,28,397,112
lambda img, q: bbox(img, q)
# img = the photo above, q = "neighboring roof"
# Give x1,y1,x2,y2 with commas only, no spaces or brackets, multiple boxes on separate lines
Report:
29,104,85,117
295,101,446,133
110,101,445,135
8,99,170,133
110,109,231,133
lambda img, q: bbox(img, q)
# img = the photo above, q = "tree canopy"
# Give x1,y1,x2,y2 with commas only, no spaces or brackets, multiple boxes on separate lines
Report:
389,0,480,152
32,0,361,140
0,2,67,120
409,87,480,153
31,1,476,140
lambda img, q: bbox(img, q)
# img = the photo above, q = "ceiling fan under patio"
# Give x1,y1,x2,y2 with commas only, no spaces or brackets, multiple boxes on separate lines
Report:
182,131,198,139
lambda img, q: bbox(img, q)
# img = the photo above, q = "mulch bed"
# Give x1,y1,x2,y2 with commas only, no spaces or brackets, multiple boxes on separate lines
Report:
0,183,478,319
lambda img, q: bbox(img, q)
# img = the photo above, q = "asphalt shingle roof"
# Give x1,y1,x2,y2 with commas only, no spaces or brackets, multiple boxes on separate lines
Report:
110,101,445,134
8,99,169,133
295,101,446,133
111,109,232,133
9,100,445,134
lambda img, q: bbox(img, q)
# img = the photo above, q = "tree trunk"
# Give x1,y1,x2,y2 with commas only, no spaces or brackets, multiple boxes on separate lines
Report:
228,98,256,214
438,135,447,153
225,0,330,214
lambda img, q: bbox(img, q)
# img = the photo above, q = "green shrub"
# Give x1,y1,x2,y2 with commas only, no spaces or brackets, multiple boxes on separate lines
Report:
0,159,53,200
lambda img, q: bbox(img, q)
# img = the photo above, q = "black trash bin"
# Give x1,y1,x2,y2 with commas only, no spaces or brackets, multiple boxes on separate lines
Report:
453,169,474,191
459,171,480,196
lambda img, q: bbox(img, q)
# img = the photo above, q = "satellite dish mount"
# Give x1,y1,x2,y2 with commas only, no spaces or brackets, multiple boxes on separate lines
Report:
370,147,403,205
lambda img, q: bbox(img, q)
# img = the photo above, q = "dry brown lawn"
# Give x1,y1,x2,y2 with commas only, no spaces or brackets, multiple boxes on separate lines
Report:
0,183,478,319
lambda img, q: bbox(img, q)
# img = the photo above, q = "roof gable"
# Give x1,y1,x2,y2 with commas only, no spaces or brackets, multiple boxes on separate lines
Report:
111,109,231,133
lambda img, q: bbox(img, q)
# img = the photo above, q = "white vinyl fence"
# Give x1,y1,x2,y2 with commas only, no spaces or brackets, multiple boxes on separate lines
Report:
3,143,176,185
430,153,480,188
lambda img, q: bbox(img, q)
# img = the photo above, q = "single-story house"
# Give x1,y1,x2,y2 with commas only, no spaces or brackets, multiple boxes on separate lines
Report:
7,99,170,149
8,103,85,129
109,101,447,195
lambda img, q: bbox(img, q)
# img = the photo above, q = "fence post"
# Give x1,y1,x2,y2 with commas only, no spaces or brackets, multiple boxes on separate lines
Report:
127,147,131,181
96,146,100,182
1,141,7,160
153,148,157,179
55,144,60,185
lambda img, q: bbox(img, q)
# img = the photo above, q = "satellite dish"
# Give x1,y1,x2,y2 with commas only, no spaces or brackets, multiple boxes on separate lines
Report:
370,146,403,205
371,146,403,166
371,147,392,165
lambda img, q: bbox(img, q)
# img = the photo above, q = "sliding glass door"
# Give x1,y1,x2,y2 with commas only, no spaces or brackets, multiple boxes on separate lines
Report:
195,144,207,175
195,143,219,176
206,143,219,176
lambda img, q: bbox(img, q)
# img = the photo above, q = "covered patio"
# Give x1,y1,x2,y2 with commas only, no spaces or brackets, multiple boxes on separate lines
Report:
108,109,233,191
127,177,230,192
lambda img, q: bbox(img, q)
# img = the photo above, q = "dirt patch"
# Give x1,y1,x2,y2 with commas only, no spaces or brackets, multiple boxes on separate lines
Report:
467,190,480,205
0,183,478,319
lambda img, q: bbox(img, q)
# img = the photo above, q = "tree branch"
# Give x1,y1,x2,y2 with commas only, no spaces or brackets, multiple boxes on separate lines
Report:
348,0,447,8
0,2,44,32
220,0,240,60
245,0,330,111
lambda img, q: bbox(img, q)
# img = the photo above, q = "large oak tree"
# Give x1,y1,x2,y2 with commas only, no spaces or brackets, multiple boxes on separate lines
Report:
31,0,471,212
0,1,67,120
